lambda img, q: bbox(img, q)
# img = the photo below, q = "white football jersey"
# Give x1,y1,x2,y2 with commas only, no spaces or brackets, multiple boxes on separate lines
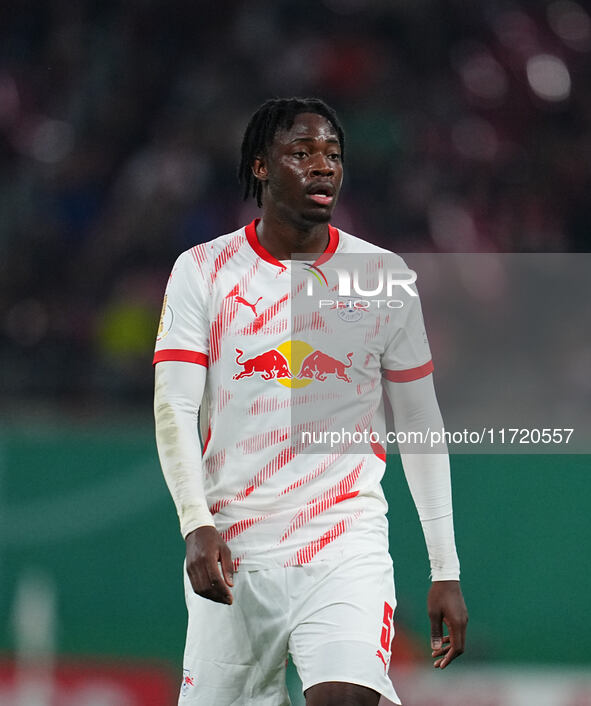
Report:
154,220,433,570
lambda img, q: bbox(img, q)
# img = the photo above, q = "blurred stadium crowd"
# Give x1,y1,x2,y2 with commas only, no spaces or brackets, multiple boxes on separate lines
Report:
1,0,590,406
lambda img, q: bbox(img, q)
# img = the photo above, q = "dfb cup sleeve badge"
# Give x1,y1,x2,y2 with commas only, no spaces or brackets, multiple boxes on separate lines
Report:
156,294,174,341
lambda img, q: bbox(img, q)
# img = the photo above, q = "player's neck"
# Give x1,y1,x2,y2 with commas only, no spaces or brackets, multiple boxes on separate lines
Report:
256,214,329,261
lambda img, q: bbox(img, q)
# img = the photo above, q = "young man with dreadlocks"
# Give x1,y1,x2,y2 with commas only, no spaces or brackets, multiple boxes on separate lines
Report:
154,98,468,705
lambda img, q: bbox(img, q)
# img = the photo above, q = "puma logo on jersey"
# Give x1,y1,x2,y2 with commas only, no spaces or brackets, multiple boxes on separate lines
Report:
235,295,262,317
376,649,388,671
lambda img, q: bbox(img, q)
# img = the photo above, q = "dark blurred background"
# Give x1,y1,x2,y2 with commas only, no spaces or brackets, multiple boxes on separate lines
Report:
1,0,590,408
0,2,590,704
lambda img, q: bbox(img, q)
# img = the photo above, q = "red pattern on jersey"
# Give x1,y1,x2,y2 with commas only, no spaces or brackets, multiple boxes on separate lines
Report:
209,447,297,515
237,418,334,455
237,427,291,454
278,454,340,496
364,315,381,343
248,318,288,337
297,419,338,453
209,294,237,365
293,312,330,334
293,279,307,295
284,511,363,566
217,386,233,413
240,293,289,335
220,514,270,543
204,448,226,477
248,394,289,416
210,233,244,285
278,460,364,544
369,428,387,462
190,243,208,274
355,410,375,434
368,255,381,271
366,254,385,275
248,391,342,416
209,260,260,364
356,377,379,396
236,259,261,295
294,391,343,405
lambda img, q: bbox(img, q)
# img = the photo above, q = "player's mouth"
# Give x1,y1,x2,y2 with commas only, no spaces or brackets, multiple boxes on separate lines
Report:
306,182,335,206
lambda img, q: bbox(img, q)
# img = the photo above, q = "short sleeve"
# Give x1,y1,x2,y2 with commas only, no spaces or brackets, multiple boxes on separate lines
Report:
153,251,210,367
381,269,433,383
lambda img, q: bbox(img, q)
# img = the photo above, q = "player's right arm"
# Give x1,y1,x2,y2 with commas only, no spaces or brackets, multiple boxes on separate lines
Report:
153,250,233,605
154,360,234,605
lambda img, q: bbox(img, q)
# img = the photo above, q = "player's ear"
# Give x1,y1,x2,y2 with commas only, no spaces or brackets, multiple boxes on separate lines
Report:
252,154,268,182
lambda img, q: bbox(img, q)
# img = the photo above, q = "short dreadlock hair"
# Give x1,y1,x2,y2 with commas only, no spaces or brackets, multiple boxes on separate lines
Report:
238,97,345,208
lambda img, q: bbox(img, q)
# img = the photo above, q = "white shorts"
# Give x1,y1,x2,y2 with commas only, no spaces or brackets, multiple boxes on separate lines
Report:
179,551,401,705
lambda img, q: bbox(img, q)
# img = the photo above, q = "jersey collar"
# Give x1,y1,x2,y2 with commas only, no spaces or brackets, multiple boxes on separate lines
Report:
245,219,340,271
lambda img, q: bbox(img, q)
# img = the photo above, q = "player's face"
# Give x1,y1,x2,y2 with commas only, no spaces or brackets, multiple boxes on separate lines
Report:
255,112,344,226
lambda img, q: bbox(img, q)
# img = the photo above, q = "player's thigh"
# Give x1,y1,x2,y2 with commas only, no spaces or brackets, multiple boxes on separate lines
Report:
180,564,290,705
305,680,380,706
288,551,400,705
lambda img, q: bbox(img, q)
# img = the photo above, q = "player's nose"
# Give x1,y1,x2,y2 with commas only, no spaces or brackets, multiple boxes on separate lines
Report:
309,154,335,177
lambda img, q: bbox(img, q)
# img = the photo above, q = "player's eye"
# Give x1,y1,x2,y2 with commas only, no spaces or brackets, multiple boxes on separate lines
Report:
293,151,308,159
328,153,342,161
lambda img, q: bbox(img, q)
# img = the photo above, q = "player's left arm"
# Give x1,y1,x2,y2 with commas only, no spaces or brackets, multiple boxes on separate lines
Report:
383,374,468,669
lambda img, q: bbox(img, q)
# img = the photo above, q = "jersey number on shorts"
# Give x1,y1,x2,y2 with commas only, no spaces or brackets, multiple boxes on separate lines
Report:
380,601,394,651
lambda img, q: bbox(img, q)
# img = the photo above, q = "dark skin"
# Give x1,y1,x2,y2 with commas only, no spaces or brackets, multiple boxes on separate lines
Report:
251,111,344,258
185,112,468,705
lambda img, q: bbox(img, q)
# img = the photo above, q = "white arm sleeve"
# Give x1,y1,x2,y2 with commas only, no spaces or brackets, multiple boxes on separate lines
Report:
154,360,215,538
383,374,460,581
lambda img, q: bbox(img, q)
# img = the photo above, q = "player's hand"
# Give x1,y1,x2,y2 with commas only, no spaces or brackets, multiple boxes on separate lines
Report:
427,580,468,669
185,526,234,605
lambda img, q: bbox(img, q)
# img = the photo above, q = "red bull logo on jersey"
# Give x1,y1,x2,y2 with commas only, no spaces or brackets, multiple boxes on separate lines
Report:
233,340,353,388
298,350,353,382
233,348,292,380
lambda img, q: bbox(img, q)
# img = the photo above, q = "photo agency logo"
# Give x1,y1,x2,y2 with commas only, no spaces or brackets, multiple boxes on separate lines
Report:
303,259,418,314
